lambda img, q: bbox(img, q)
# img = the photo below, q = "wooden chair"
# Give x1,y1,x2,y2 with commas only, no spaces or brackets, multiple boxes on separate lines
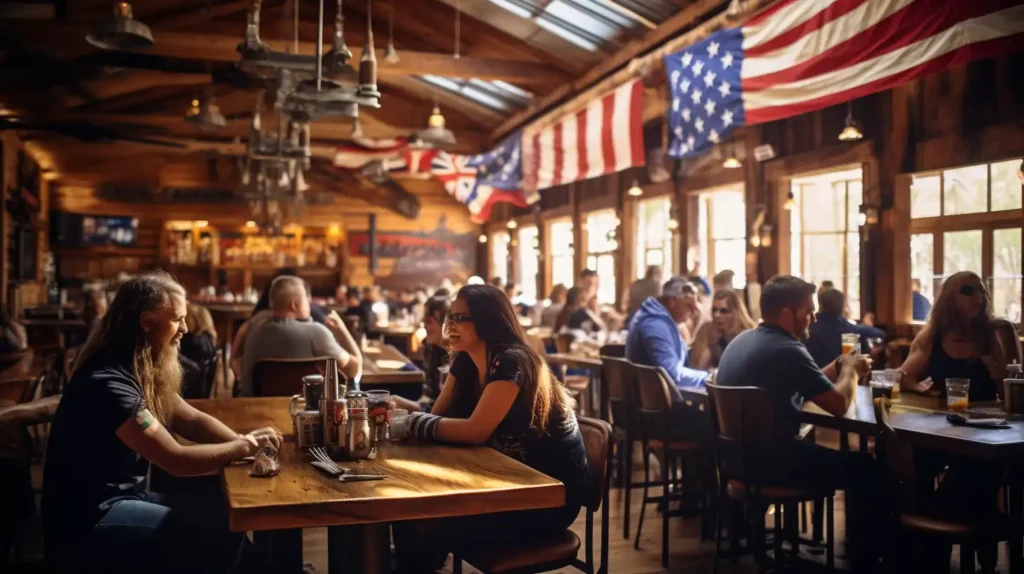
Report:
705,383,836,574
549,333,592,415
600,355,637,539
992,318,1022,366
630,362,712,569
873,397,1022,574
251,357,327,397
455,416,613,574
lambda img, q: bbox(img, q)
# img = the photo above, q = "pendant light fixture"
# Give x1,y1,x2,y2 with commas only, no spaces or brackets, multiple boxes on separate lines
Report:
783,191,798,210
838,101,863,141
507,219,518,230
722,143,742,168
417,100,457,148
478,234,487,244
727,0,744,19
323,0,354,76
453,0,461,60
86,2,154,51
627,180,643,197
384,0,399,63
357,0,380,99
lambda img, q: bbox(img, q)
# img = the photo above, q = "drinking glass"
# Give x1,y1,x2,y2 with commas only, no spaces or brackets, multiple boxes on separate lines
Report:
884,369,900,400
366,389,391,409
390,409,410,441
946,378,970,411
841,333,860,355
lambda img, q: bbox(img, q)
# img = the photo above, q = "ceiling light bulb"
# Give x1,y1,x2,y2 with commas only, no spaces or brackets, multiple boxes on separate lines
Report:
722,156,742,169
838,102,863,141
478,234,487,243
627,180,643,197
667,218,679,231
86,2,154,51
783,192,797,210
428,105,446,129
507,220,518,230
246,220,257,228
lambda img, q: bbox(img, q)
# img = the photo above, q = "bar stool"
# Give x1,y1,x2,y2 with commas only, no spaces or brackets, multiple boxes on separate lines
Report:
705,383,836,574
600,355,636,538
630,363,713,568
454,417,613,574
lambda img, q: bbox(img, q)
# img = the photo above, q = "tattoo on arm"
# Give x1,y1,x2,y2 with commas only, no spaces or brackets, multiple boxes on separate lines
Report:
136,408,162,435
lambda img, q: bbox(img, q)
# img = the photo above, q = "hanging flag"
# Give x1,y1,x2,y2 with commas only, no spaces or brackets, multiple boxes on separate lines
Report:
465,131,528,223
430,151,479,203
665,0,1024,159
332,137,410,169
522,79,645,197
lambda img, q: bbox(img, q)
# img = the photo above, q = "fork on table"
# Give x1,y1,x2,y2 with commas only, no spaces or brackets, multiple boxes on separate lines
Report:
309,447,388,482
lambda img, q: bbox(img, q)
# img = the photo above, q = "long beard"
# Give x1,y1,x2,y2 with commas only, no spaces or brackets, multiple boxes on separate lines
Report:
135,342,183,424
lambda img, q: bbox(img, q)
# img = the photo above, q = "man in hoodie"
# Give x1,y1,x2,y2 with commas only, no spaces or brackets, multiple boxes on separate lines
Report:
625,277,711,390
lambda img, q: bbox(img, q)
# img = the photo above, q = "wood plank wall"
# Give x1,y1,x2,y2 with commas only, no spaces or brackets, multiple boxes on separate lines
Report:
1,132,51,313
487,53,1024,329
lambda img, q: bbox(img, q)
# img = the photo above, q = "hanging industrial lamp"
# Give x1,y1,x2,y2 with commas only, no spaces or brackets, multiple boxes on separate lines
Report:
384,0,399,63
86,2,154,51
322,0,355,77
783,191,798,210
722,144,742,168
838,101,863,141
417,102,457,148
627,180,643,197
357,0,381,99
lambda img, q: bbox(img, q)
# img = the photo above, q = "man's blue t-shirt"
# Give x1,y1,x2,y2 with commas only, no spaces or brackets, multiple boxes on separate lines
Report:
715,324,835,436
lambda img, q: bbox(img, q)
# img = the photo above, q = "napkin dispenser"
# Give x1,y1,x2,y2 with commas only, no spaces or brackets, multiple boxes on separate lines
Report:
1004,378,1024,414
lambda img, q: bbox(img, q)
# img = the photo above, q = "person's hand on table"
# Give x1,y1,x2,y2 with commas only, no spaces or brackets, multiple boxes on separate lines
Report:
243,427,283,451
905,377,938,396
388,396,424,413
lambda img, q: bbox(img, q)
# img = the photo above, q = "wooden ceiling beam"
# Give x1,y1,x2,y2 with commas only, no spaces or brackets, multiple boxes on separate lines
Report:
380,76,505,127
18,26,566,86
490,0,725,140
63,71,212,109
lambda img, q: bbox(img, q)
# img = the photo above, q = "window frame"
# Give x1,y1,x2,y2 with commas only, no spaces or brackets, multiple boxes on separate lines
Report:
489,231,511,287
696,185,748,289
583,208,619,305
516,225,540,304
634,195,675,280
908,160,1023,327
544,216,575,298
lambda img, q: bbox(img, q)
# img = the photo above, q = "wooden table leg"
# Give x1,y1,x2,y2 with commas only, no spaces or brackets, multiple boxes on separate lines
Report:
252,529,303,573
328,523,390,574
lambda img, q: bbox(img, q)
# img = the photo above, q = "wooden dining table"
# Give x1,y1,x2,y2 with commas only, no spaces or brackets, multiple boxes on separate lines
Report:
359,342,426,400
189,397,565,574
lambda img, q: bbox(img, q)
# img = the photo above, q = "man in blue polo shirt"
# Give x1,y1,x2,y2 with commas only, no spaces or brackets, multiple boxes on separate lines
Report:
715,275,877,570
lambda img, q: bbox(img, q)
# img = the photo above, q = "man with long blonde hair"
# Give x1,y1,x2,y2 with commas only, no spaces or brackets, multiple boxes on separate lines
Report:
43,272,281,573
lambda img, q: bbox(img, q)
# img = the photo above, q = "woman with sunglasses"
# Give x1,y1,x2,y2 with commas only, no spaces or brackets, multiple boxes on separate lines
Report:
689,289,757,370
898,271,1006,400
897,272,1009,571
394,285,588,571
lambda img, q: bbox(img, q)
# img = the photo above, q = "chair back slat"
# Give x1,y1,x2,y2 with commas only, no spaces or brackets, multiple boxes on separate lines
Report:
993,318,1023,366
554,333,575,354
577,416,613,512
873,397,919,507
598,344,625,358
631,363,675,414
601,356,635,430
252,357,327,397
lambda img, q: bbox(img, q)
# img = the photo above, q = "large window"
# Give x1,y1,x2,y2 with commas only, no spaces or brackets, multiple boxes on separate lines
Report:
635,196,674,279
789,168,863,317
910,160,1022,324
697,188,747,288
517,226,539,304
585,209,618,305
548,219,574,294
489,231,510,286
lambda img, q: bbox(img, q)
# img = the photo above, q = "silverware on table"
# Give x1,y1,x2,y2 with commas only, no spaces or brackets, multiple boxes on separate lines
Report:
309,447,388,481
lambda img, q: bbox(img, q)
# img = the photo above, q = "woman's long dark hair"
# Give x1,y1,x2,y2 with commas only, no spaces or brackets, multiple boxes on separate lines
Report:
553,286,583,333
452,285,572,434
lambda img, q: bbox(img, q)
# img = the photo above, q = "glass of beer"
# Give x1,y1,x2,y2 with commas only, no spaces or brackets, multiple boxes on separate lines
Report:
841,333,860,355
946,378,970,411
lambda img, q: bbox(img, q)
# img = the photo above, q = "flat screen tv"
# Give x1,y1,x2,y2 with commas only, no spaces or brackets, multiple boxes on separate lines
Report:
51,212,139,247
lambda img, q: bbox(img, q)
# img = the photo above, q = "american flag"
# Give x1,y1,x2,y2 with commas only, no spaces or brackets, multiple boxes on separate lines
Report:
522,79,645,198
665,0,1024,159
465,132,528,223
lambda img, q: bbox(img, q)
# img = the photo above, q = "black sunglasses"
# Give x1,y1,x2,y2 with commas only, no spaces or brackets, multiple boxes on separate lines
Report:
711,306,732,315
959,284,985,297
444,312,473,324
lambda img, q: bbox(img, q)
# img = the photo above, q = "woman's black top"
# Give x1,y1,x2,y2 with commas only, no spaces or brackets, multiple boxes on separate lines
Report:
422,343,448,401
447,348,589,510
567,308,601,334
927,330,997,401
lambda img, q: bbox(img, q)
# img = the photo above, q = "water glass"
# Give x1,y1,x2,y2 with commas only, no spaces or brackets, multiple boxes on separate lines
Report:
946,378,970,411
366,389,391,408
390,409,410,441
